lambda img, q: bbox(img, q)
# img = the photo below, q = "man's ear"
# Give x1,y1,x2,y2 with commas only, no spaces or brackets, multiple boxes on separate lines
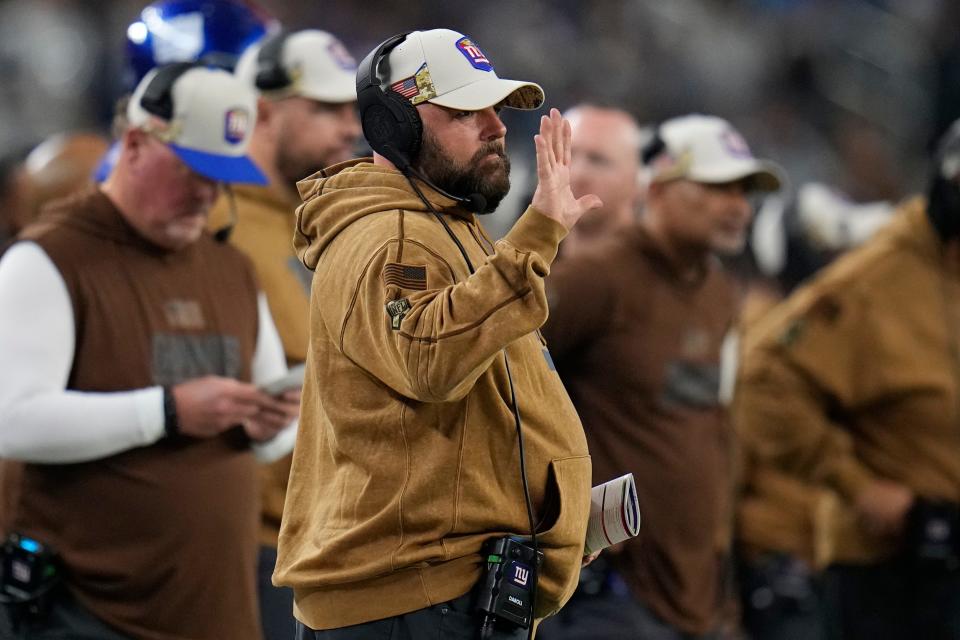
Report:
256,97,275,126
121,128,149,164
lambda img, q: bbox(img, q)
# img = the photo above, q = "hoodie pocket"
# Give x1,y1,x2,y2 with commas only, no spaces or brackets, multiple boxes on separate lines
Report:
534,455,591,618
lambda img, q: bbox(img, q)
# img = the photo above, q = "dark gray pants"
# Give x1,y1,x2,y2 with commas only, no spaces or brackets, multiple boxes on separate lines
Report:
295,591,527,640
538,577,719,640
0,588,131,640
824,558,960,640
260,545,296,640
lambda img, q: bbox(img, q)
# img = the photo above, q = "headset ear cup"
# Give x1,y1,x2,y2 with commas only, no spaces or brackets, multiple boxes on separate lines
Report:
361,103,399,154
361,89,422,167
383,90,422,160
255,31,290,91
140,62,199,120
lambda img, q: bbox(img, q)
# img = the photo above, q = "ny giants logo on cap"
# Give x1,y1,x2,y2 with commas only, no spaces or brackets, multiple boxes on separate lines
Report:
456,36,493,71
224,108,249,145
721,129,752,159
327,39,357,71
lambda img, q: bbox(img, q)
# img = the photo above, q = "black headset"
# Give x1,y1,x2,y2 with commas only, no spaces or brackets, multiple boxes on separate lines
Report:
640,126,667,166
255,30,293,91
139,62,201,120
356,32,423,171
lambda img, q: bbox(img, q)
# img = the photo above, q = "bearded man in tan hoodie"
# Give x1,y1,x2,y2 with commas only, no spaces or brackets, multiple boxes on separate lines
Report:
273,29,601,639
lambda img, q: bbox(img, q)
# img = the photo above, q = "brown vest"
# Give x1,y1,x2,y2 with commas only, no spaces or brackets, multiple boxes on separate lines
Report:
5,189,262,639
544,226,737,635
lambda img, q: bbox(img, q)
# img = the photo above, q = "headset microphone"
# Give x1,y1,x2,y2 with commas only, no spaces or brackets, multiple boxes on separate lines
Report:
404,164,487,214
461,192,487,214
380,142,487,214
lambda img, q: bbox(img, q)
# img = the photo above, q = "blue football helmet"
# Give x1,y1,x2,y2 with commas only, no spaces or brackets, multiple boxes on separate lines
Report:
125,0,279,87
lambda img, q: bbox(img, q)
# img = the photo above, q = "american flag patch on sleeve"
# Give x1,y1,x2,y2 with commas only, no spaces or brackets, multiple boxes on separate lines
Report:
383,263,427,290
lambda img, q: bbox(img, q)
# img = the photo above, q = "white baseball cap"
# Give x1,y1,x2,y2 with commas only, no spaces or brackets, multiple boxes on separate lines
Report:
128,64,266,185
379,29,544,111
649,114,784,192
235,29,357,103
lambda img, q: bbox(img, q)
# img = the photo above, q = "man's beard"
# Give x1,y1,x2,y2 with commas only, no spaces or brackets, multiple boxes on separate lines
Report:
414,131,511,214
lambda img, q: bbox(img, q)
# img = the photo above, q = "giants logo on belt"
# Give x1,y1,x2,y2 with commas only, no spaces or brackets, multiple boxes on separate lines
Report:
509,562,531,588
224,108,249,145
456,36,493,71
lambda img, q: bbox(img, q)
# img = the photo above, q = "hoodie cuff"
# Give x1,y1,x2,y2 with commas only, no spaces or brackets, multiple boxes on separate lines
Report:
501,207,569,271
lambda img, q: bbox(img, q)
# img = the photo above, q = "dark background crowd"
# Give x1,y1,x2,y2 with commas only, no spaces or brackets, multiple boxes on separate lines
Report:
2,0,960,212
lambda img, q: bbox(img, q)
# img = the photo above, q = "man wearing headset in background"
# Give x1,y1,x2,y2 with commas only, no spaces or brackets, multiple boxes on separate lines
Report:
207,27,361,640
272,28,600,639
540,115,783,640
0,65,298,639
92,0,280,183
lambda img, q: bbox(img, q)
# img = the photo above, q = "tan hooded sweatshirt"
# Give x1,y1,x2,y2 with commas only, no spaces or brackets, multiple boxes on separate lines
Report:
273,159,592,630
735,198,960,564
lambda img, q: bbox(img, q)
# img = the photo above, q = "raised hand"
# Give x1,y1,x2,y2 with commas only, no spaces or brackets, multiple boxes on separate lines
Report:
531,108,602,230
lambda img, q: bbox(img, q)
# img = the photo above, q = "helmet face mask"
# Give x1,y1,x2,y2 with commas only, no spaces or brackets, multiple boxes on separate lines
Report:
125,0,278,88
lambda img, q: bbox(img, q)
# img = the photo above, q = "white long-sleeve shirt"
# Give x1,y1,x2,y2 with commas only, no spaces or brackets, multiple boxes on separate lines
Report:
0,241,297,463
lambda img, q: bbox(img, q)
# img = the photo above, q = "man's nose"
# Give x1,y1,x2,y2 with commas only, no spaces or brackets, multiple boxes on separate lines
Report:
479,107,507,141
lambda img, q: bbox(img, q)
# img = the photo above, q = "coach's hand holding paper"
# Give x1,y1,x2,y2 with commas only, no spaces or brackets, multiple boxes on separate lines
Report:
584,473,642,555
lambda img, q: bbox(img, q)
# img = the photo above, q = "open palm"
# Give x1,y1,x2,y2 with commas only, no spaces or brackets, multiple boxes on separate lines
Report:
531,108,603,229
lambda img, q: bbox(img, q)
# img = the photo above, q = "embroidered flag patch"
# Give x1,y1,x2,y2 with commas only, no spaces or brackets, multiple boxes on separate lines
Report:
390,63,436,104
456,37,493,71
383,263,427,290
391,75,420,100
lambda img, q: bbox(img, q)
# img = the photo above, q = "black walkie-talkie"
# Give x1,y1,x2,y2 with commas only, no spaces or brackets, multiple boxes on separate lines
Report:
0,533,62,627
476,536,543,635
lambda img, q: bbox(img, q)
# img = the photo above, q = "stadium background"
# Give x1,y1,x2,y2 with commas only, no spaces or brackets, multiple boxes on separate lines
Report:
0,0,958,222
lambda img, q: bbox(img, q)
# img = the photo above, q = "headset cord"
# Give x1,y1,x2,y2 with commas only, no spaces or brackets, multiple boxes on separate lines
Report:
405,173,540,640
406,175,475,272
504,353,539,640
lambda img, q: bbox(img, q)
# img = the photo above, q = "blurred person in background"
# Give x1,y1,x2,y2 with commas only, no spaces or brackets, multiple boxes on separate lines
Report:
733,183,894,640
559,104,646,259
16,132,110,229
0,64,298,640
0,150,28,247
734,118,960,640
208,27,360,640
92,0,280,183
540,114,783,640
